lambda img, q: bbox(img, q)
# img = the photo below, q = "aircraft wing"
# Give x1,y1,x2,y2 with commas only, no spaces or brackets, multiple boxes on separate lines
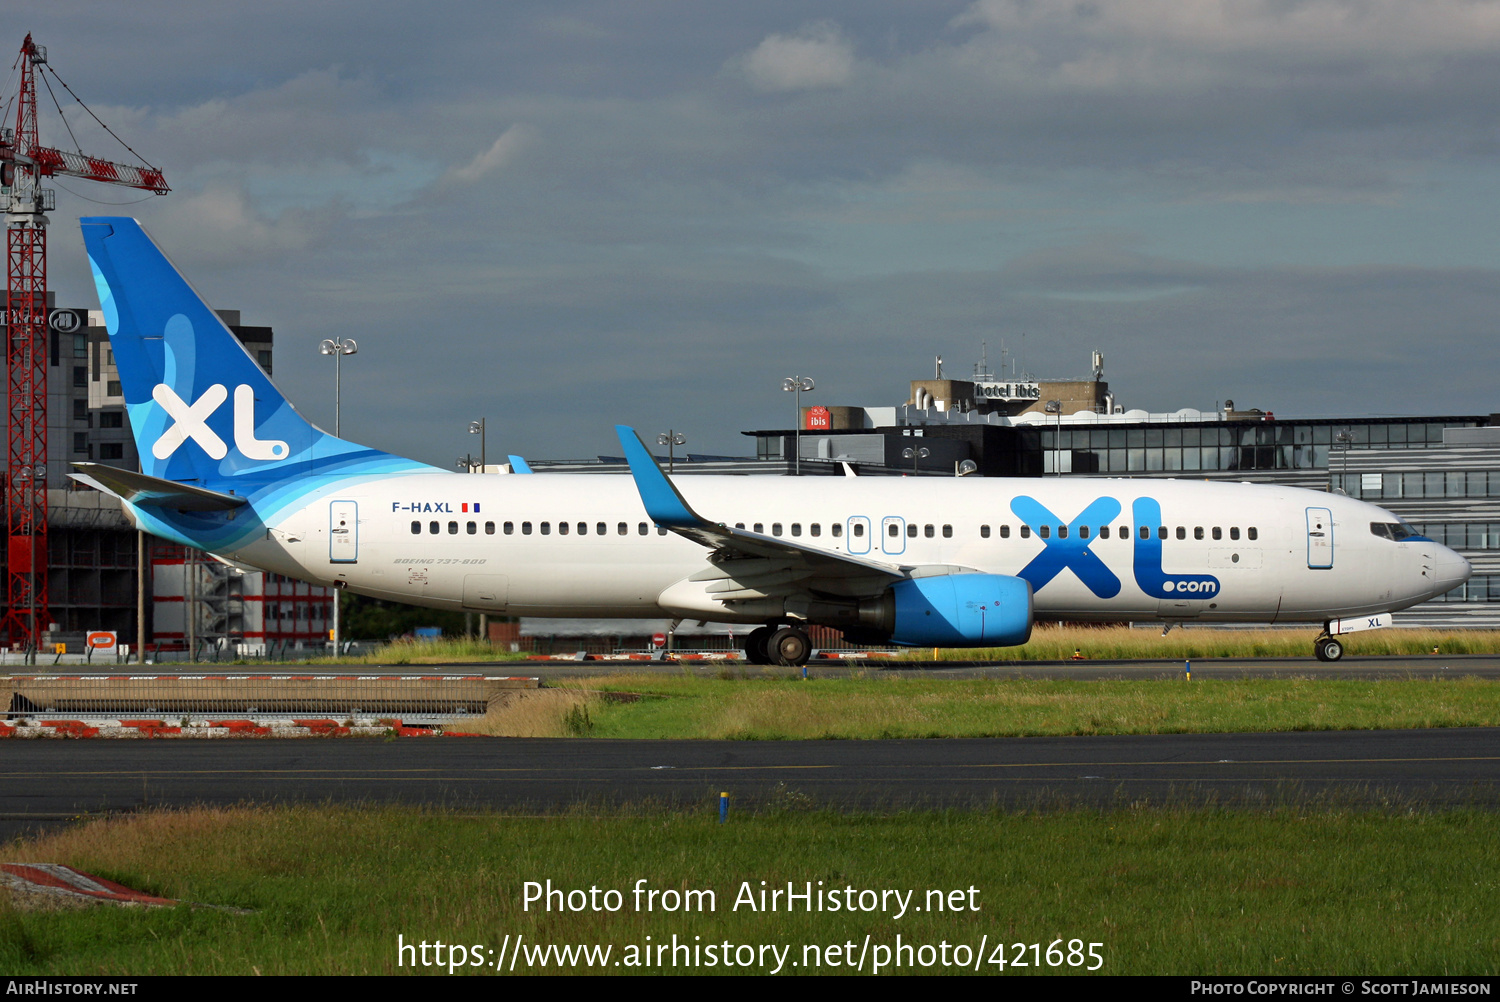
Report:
615,426,906,599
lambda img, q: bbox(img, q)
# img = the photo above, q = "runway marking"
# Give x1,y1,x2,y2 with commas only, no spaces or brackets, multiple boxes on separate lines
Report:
3,754,1497,781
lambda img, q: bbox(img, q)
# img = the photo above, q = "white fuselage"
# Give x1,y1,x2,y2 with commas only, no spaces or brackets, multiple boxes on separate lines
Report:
218,473,1467,627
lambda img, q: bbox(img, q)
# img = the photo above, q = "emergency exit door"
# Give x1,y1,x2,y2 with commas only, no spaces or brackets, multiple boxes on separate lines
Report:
1306,507,1333,569
330,501,358,563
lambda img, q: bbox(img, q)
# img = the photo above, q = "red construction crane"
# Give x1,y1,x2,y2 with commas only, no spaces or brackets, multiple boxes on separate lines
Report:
0,34,168,651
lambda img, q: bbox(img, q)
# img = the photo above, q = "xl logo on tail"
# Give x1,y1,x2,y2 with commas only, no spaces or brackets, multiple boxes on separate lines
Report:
151,383,289,461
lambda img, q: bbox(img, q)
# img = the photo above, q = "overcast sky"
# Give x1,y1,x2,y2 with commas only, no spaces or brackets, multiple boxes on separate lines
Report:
19,1,1500,465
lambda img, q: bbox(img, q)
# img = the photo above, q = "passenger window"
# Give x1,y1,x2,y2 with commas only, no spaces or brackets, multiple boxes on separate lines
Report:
754,523,764,533
735,522,745,529
1057,526,1067,539
1212,527,1222,540
1119,525,1129,538
1176,527,1185,540
430,521,440,534
657,526,667,536
1039,525,1050,539
596,522,606,535
411,521,421,535
1020,525,1031,539
577,522,587,535
618,522,628,535
1099,526,1109,539
1230,527,1240,540
924,524,934,538
852,524,862,537
1194,527,1204,540
559,522,569,535
1248,527,1258,540
522,521,532,535
540,522,551,535
908,524,918,538
467,521,477,535
1079,525,1089,539
1157,526,1167,539
448,521,459,534
942,524,953,539
1000,525,1011,539
1139,526,1149,540
832,524,843,537
791,523,801,537
811,524,821,537
980,525,990,538
773,523,783,536
638,522,649,535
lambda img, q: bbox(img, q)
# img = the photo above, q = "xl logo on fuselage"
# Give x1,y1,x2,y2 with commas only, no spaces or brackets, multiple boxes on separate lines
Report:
151,383,289,461
1010,495,1221,600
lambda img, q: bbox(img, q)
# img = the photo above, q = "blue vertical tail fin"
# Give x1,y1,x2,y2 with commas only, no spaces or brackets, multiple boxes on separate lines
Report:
79,217,435,490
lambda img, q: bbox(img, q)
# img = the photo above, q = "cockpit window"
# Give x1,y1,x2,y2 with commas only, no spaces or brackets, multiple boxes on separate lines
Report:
1370,521,1418,541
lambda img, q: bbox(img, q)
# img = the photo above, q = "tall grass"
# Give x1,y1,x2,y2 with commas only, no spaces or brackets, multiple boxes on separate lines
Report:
308,638,531,665
932,625,1500,661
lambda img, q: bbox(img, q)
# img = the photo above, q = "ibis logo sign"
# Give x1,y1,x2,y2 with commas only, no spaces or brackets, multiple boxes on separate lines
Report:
151,383,289,461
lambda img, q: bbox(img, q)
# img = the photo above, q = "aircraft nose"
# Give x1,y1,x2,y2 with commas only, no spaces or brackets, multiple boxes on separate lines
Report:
1432,544,1471,597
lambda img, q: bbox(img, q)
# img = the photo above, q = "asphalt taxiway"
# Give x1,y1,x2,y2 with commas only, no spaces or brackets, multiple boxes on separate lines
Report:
2,726,1496,843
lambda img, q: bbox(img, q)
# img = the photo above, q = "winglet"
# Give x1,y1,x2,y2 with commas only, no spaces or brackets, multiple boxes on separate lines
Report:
507,454,533,474
614,425,702,527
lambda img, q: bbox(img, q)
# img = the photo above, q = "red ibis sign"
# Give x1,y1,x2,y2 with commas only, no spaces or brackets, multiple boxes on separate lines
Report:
805,406,830,430
86,631,117,650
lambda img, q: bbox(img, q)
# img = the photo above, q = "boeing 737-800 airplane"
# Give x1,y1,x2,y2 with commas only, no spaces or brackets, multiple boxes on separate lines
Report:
70,218,1470,665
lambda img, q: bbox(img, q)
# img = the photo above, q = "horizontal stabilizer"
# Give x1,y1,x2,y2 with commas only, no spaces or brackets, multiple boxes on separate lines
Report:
69,463,248,512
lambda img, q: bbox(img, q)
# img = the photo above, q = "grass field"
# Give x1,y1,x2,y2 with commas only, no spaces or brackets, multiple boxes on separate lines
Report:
453,673,1500,739
2,804,1496,976
300,627,1500,666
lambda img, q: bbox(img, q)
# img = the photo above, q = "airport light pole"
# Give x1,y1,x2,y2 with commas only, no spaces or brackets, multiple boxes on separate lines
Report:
1334,428,1354,493
469,418,486,472
469,418,489,642
782,376,814,475
902,445,930,476
318,337,357,655
657,430,685,473
1045,400,1062,475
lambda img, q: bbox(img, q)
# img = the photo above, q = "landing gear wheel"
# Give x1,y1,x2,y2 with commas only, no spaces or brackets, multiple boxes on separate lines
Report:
768,626,812,667
1314,636,1344,662
744,626,774,665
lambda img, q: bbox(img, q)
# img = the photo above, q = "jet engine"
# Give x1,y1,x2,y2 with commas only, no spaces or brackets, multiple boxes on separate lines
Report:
856,573,1034,647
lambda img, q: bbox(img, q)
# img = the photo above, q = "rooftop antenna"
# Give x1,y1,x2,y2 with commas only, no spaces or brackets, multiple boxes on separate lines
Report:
935,354,943,379
973,341,994,382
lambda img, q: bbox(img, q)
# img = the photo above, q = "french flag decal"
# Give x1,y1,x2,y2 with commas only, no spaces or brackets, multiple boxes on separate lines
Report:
462,503,481,513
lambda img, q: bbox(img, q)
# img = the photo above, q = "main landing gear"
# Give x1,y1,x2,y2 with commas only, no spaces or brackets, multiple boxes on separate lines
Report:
743,625,812,667
1314,634,1344,662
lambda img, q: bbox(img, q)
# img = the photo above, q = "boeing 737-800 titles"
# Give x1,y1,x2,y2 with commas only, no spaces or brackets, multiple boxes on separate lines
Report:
70,218,1470,666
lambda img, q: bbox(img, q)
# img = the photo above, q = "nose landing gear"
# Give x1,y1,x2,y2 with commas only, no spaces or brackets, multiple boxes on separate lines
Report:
1314,635,1344,662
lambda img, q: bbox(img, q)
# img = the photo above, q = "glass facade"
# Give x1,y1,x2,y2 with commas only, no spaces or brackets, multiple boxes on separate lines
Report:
1039,420,1471,475
1337,472,1500,500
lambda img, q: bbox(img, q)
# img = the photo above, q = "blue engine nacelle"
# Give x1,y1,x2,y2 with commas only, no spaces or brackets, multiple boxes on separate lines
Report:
885,573,1033,647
